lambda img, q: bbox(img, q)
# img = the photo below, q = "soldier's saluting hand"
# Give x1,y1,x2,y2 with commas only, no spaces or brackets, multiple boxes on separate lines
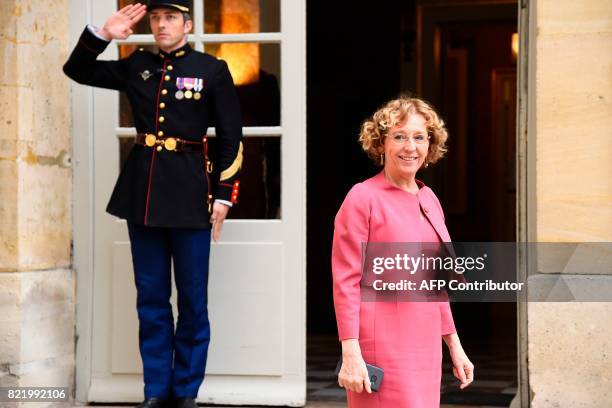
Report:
97,3,148,40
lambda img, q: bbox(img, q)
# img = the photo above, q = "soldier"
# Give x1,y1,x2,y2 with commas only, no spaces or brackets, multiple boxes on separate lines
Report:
63,2,243,408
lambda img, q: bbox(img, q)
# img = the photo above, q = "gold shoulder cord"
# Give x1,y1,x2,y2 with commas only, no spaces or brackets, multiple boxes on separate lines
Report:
220,142,244,181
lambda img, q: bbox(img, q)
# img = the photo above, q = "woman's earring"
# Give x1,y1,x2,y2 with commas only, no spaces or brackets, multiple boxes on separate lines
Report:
424,161,429,168
380,154,384,166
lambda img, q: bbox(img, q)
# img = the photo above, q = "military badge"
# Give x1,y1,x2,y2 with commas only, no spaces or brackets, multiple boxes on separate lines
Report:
139,70,153,81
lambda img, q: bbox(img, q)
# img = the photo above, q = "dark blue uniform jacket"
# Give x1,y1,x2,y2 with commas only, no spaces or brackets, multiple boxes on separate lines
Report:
63,27,243,228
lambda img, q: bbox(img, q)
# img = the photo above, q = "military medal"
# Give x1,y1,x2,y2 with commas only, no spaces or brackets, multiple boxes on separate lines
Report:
193,78,203,100
184,77,195,99
175,77,185,100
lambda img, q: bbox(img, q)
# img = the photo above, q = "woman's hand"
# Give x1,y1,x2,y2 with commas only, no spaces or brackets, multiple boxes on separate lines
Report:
451,348,474,389
99,3,147,40
337,339,372,394
443,333,474,390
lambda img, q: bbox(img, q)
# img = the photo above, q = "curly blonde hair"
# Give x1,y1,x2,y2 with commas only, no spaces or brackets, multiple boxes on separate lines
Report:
359,96,448,166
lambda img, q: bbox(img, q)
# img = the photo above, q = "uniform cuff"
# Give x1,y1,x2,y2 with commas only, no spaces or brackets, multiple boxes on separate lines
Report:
215,180,240,204
79,25,111,54
214,199,233,208
87,24,111,42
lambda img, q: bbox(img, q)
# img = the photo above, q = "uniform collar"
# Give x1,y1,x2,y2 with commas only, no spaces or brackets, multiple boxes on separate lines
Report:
158,43,192,60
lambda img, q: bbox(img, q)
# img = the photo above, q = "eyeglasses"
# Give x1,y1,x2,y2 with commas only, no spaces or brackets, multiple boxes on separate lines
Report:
388,133,430,145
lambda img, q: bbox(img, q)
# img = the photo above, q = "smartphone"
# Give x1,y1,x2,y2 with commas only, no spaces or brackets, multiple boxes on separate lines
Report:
334,357,384,392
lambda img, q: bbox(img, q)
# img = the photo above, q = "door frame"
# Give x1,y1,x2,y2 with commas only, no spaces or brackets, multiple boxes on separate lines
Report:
517,0,536,406
70,0,95,402
70,0,307,404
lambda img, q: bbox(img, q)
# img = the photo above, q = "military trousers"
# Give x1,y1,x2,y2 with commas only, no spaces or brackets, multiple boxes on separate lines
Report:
127,222,212,399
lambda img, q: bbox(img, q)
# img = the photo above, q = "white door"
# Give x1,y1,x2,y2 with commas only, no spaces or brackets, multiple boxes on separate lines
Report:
72,0,306,405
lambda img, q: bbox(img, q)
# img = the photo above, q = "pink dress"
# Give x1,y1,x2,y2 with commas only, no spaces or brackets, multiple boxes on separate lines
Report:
332,172,456,408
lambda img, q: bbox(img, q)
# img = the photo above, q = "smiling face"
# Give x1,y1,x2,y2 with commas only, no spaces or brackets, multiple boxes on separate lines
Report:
382,113,430,183
149,8,192,52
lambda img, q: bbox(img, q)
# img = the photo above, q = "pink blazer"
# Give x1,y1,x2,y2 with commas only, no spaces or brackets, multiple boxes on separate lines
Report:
332,172,456,340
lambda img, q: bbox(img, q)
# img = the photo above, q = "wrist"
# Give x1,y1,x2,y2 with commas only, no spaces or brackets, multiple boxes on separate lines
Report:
444,333,462,351
341,338,361,357
97,27,112,41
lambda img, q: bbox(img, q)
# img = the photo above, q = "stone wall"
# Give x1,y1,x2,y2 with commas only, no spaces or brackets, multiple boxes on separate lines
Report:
0,0,74,406
530,0,612,406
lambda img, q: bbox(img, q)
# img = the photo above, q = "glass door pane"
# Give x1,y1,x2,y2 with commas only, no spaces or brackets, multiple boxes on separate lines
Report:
205,43,281,126
204,0,280,33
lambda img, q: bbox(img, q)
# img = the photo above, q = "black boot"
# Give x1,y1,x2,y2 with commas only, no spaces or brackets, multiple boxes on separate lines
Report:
174,397,198,408
137,397,170,408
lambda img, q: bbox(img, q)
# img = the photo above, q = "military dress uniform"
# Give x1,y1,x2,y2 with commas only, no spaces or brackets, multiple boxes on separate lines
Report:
63,1,242,402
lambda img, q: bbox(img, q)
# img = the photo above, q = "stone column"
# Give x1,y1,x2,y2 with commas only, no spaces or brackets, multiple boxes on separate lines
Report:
530,0,612,406
0,0,74,406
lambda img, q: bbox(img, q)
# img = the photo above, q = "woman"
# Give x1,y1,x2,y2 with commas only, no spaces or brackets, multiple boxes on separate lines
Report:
332,96,474,407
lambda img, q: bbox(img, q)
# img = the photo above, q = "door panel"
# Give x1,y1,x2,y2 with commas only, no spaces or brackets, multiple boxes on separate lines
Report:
110,242,285,376
81,0,306,405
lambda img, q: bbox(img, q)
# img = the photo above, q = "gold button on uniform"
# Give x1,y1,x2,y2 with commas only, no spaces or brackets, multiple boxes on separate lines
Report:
159,102,166,109
164,137,177,151
159,116,165,123
156,146,163,152
161,89,168,95
167,65,173,71
158,131,164,137
164,75,170,81
145,134,157,147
